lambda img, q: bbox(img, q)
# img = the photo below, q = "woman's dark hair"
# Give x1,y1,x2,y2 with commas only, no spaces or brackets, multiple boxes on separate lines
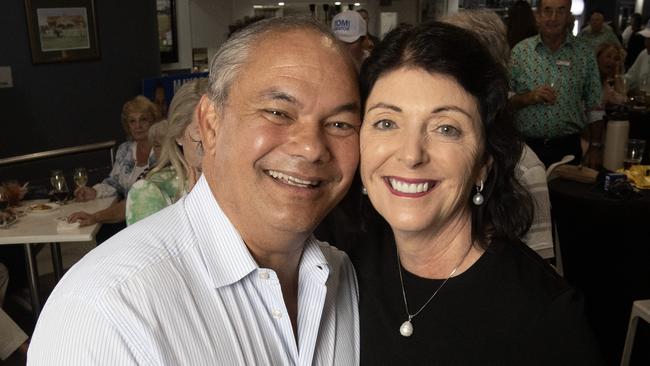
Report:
359,21,533,247
506,0,537,49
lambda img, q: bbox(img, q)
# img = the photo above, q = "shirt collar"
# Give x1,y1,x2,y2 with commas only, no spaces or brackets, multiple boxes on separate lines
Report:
183,176,331,288
534,32,574,51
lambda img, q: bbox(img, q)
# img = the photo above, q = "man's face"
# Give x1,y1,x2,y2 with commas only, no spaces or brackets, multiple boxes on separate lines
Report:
590,12,604,33
199,30,361,241
537,0,571,39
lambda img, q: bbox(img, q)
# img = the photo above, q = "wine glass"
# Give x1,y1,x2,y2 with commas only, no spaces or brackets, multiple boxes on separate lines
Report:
50,170,69,204
73,167,88,189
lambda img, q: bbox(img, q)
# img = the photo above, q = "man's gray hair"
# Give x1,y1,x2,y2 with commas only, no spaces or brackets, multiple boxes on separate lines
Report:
208,16,342,107
441,9,510,70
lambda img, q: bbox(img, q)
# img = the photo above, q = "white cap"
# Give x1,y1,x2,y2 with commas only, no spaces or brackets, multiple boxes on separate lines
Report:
332,11,367,43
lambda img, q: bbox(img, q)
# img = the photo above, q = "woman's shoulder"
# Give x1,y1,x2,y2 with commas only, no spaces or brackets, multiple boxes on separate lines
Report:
484,238,569,301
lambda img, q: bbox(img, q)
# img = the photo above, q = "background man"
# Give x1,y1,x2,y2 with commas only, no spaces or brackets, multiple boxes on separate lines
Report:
28,17,361,365
510,0,602,167
579,9,622,51
332,10,370,69
357,8,380,47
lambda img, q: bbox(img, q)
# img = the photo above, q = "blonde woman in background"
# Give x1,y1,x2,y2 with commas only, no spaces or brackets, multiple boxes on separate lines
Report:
126,79,208,225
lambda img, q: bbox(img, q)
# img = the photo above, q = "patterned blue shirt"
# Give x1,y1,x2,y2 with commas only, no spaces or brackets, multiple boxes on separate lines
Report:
94,141,156,199
510,34,602,138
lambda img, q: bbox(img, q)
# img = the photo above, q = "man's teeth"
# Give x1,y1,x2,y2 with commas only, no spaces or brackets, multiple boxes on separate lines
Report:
389,178,429,194
268,170,318,188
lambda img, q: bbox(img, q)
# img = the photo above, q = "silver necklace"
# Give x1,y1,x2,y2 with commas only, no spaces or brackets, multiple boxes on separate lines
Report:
397,246,472,337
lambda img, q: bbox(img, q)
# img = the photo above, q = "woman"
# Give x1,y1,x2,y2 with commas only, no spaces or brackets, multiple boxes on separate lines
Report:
596,42,627,106
69,95,160,227
351,22,603,364
125,79,207,225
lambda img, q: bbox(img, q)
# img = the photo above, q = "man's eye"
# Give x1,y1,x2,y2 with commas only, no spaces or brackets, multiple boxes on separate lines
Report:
326,121,358,136
372,119,396,130
265,109,288,119
332,121,353,130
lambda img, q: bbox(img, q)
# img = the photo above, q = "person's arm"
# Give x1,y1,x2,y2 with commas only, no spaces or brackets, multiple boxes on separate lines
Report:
68,200,126,227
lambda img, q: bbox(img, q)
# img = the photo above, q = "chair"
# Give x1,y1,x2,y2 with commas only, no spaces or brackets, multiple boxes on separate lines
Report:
620,299,650,366
544,154,575,276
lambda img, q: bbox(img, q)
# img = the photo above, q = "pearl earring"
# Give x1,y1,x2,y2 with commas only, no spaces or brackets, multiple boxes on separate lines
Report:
361,186,368,195
472,180,484,206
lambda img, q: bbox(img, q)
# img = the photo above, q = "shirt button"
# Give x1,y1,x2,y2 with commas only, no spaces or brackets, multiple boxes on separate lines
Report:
271,309,282,319
259,271,270,280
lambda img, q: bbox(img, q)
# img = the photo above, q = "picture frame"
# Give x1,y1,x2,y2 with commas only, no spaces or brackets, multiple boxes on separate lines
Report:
157,0,179,64
24,0,100,64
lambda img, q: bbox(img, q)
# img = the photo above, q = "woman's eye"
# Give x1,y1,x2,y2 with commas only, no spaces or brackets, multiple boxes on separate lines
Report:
372,119,396,130
437,124,461,137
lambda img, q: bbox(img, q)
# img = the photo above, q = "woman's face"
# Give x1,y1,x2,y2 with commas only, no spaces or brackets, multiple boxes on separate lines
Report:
597,47,620,79
360,68,487,236
127,111,154,142
176,116,202,170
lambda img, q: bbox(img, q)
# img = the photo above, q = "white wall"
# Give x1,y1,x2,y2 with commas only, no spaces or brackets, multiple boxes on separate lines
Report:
190,0,231,49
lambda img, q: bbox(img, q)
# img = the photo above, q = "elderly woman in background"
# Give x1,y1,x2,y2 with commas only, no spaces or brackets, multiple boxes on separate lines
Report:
125,79,207,225
350,22,603,364
69,95,160,227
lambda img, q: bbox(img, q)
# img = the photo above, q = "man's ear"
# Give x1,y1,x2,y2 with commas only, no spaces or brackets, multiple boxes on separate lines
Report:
196,95,220,157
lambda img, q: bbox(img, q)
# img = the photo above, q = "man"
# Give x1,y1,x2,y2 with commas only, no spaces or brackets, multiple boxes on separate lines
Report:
332,10,370,69
28,17,361,365
625,27,650,92
356,9,380,48
510,0,602,167
579,9,622,51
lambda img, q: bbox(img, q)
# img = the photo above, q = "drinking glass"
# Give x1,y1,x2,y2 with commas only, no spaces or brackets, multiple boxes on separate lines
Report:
50,170,69,204
623,139,646,170
73,167,88,189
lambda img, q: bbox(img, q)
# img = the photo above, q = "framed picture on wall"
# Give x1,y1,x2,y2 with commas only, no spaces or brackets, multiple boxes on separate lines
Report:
24,0,100,64
157,0,178,64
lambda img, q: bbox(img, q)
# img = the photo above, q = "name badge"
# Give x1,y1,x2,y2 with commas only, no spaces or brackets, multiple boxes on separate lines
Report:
556,60,571,67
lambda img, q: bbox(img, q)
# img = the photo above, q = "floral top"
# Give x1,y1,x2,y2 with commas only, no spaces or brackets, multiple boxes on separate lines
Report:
93,141,156,199
125,166,184,226
510,34,602,138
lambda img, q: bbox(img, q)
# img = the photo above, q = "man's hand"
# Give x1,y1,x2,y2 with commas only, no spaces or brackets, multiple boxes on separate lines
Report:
527,85,557,105
68,211,97,227
74,186,97,202
509,85,558,110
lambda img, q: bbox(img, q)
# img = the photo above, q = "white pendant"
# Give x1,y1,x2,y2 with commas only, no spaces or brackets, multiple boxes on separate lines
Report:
399,320,413,337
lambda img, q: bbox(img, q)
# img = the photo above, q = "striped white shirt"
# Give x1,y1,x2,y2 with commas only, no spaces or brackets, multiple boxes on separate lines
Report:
28,176,359,365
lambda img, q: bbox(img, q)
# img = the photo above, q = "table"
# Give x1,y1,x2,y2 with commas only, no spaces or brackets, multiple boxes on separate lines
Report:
548,178,650,364
0,197,114,317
